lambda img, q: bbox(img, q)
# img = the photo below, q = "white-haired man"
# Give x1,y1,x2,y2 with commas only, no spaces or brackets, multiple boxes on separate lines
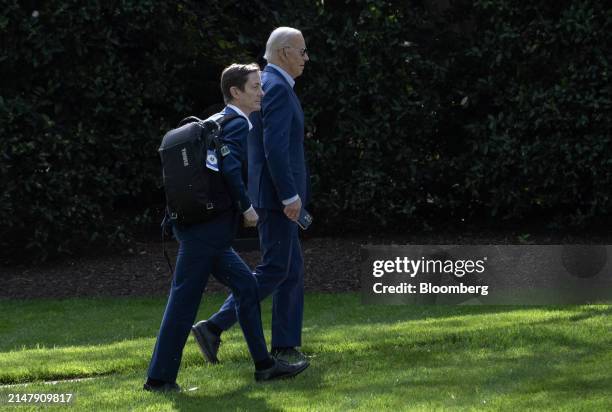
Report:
192,27,311,364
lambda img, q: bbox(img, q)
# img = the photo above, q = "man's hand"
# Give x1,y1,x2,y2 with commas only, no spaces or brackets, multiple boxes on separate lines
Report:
243,207,259,227
283,197,302,222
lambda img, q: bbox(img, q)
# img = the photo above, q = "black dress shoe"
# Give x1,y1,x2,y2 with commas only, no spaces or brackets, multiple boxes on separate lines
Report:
191,320,220,363
271,347,308,363
255,359,309,382
143,382,181,393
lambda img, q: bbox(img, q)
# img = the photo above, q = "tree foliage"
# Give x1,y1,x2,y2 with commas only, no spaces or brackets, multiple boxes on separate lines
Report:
1,0,610,260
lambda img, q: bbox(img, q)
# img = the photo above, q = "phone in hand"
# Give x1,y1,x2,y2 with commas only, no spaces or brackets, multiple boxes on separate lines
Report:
297,208,313,230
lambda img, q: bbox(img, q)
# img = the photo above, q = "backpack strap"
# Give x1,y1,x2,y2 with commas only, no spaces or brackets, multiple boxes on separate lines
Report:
176,114,242,133
217,113,241,127
177,116,203,127
175,113,244,157
160,211,174,276
207,114,242,158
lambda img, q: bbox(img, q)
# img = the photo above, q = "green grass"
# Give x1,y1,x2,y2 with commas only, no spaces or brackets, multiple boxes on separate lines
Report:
0,294,611,411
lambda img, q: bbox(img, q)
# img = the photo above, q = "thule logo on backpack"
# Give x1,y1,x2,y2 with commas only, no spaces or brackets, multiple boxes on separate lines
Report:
181,148,189,166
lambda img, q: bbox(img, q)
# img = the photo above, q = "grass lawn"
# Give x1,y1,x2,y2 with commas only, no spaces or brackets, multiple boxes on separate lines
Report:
0,294,610,411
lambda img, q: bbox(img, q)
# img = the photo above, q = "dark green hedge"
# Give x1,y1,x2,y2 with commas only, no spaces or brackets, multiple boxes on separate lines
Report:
2,0,611,261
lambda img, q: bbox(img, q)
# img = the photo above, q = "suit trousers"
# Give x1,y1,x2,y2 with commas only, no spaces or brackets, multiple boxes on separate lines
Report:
209,208,304,348
147,213,268,382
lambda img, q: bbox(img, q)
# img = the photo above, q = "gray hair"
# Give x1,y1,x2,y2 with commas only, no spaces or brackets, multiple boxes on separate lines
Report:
263,27,302,61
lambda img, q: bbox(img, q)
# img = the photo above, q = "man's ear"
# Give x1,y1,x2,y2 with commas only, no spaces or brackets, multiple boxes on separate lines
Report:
278,47,288,62
230,86,240,100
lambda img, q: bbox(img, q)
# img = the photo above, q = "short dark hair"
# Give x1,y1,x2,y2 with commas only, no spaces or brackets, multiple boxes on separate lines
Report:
220,63,260,104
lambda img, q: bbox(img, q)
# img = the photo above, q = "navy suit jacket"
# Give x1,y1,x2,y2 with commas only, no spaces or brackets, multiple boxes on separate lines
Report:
208,106,251,214
248,65,309,210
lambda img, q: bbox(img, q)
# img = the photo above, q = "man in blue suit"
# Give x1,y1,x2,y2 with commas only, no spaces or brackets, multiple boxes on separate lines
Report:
144,63,309,392
193,27,310,364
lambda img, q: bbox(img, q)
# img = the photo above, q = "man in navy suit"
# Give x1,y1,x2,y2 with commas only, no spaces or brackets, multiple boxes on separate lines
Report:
193,27,311,364
144,63,309,392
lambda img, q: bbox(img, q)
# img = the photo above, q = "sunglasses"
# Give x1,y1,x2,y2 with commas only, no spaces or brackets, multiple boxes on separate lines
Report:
282,46,308,57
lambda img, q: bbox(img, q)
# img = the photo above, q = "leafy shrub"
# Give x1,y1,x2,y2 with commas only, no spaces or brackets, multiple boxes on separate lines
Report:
1,0,610,261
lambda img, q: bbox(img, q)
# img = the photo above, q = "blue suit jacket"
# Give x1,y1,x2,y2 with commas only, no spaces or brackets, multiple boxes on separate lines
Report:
208,106,251,214
248,65,309,210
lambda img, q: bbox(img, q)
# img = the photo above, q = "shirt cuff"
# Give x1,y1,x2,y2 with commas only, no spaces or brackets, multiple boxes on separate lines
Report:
242,205,255,216
282,195,299,205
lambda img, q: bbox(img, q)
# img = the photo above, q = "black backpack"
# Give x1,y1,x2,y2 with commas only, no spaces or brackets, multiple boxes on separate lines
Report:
158,114,240,226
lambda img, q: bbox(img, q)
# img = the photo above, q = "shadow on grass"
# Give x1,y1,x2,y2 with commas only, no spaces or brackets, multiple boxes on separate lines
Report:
1,297,610,389
165,365,327,412
170,389,284,412
7,293,610,351
2,312,611,411
191,306,611,409
172,336,611,411
280,329,611,409
303,309,612,361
